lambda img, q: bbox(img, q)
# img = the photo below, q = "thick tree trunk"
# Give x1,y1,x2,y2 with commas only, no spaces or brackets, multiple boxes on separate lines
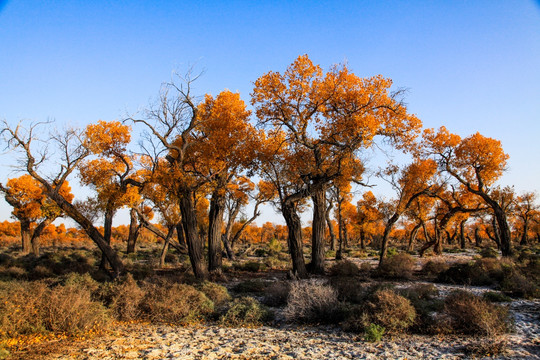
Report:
459,220,466,249
208,189,226,272
30,218,53,257
282,201,308,279
475,227,482,247
176,223,186,248
490,217,502,250
336,201,344,260
325,202,336,251
520,221,529,245
100,207,115,271
360,229,366,250
379,213,399,266
310,187,326,274
179,191,208,279
20,219,32,254
127,208,139,254
407,222,422,252
46,190,124,277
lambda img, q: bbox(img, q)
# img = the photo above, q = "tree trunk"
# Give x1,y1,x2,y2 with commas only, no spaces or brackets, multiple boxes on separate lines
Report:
282,200,308,279
100,207,115,271
222,234,235,260
459,220,466,249
475,227,482,247
520,221,529,245
127,208,139,254
434,217,443,255
336,200,344,260
491,217,502,250
179,190,208,279
310,187,326,274
407,222,422,252
159,226,176,268
208,189,226,272
325,202,336,251
176,223,186,248
360,229,366,250
30,218,54,257
19,219,32,254
379,213,399,266
46,190,124,277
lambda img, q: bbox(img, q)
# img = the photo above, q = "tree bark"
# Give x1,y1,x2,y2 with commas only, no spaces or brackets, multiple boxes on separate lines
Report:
46,190,125,277
126,208,139,254
159,225,176,268
459,220,466,249
30,218,53,257
179,190,208,279
208,189,226,272
310,187,326,274
379,213,399,266
520,221,529,245
100,206,115,270
407,222,422,252
325,202,336,251
282,201,308,279
20,219,32,254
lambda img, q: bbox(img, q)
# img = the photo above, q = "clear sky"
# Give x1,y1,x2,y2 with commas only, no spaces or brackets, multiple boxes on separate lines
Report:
0,1,539,225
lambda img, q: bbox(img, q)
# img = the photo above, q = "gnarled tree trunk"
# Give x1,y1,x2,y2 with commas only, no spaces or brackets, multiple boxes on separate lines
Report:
282,201,308,279
310,187,326,274
208,189,226,272
179,190,208,279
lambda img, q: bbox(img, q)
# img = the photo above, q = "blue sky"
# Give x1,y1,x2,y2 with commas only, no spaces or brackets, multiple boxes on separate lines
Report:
0,1,539,225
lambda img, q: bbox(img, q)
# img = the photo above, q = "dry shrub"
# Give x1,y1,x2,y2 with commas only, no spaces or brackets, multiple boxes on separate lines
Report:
233,279,267,294
262,281,290,307
0,280,110,338
377,253,416,279
100,274,145,321
140,282,213,324
329,260,360,277
43,283,110,334
198,281,231,308
437,258,503,286
364,289,416,333
500,269,540,299
219,297,272,327
422,259,450,276
329,277,368,304
439,290,512,336
284,279,342,324
0,281,48,337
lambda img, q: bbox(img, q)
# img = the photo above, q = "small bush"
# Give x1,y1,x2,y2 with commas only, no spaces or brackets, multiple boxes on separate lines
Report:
500,269,540,299
400,283,439,302
198,281,231,308
262,281,290,307
140,282,213,324
233,279,267,294
100,274,145,321
437,258,503,286
219,297,272,327
364,289,416,333
479,247,499,258
387,247,399,257
329,260,360,277
422,259,450,276
329,277,368,304
0,280,111,338
439,290,512,336
268,238,282,255
284,279,342,324
44,283,110,334
364,323,385,342
377,253,416,279
234,261,267,272
483,291,512,303
254,248,267,257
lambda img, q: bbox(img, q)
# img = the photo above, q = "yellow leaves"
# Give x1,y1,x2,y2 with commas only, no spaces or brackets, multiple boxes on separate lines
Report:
84,120,131,156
